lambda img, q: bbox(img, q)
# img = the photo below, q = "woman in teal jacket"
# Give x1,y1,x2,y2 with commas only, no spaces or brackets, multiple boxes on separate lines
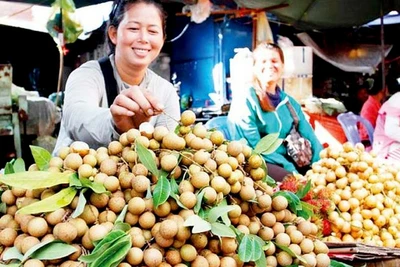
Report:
227,43,322,180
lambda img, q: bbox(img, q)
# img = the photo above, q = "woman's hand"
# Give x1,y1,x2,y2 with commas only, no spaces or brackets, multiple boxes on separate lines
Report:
110,85,164,133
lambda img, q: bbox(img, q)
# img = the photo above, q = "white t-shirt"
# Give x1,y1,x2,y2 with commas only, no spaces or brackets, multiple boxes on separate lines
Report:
53,55,180,154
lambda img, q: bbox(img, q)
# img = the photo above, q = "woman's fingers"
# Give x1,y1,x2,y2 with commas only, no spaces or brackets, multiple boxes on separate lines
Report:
143,90,165,113
116,87,164,116
110,102,135,117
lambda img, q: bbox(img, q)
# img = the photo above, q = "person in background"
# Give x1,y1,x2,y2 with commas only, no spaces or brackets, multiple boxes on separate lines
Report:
344,83,369,114
373,92,400,162
227,42,323,181
359,73,387,146
53,0,180,154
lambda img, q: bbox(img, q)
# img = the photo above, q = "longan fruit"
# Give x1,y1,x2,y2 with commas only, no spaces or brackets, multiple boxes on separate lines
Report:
180,110,196,126
126,247,144,265
27,217,48,238
180,244,197,262
272,195,289,211
144,248,163,267
210,131,224,146
63,153,83,170
128,197,146,215
161,154,178,172
179,191,197,209
53,222,78,243
0,228,17,247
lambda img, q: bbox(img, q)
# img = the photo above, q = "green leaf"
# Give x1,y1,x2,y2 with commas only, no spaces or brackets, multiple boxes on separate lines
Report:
254,133,281,155
29,242,77,261
2,246,23,261
113,221,131,232
217,199,231,226
0,171,71,190
274,191,301,213
330,260,354,267
264,174,277,187
275,242,305,263
13,158,26,172
0,202,6,214
80,178,107,194
194,189,205,214
153,173,171,208
69,173,81,187
298,201,314,220
30,145,52,170
255,253,267,267
238,235,263,262
4,161,14,174
198,207,209,220
0,263,20,267
17,187,77,215
170,177,179,195
296,180,312,199
207,205,236,224
71,188,87,218
116,205,128,224
145,182,152,199
136,141,159,176
80,230,127,263
90,235,131,267
210,222,236,237
170,193,188,210
183,215,211,234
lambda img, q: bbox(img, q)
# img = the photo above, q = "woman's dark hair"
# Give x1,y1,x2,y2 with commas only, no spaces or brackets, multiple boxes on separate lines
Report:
106,0,167,54
253,42,285,112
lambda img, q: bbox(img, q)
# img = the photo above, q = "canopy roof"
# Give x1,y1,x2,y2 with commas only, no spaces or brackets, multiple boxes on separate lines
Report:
5,0,400,30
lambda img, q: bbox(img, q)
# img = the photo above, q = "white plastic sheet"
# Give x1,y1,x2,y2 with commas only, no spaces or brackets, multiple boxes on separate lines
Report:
297,32,392,74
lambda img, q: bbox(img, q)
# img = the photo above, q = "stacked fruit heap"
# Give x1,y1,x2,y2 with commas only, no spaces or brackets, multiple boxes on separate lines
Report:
305,142,400,248
0,111,331,267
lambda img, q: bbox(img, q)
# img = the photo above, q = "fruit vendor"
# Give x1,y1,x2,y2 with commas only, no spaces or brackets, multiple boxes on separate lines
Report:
373,91,400,162
53,0,180,154
227,42,323,181
359,72,387,147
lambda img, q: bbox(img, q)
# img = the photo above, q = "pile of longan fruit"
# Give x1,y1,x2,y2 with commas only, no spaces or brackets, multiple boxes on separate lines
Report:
306,142,400,248
0,110,330,267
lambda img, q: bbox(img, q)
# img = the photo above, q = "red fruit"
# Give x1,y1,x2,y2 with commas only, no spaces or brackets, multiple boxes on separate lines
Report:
322,219,332,236
320,199,332,213
302,191,313,201
279,175,298,193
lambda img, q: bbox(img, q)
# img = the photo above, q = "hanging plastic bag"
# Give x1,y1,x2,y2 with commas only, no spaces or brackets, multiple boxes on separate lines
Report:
46,0,83,44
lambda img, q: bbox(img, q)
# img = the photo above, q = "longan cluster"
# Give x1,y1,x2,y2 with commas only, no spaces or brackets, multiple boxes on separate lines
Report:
306,142,400,248
0,110,330,267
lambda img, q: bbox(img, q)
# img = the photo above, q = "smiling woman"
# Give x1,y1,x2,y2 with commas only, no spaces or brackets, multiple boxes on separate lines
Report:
227,42,323,181
53,0,180,155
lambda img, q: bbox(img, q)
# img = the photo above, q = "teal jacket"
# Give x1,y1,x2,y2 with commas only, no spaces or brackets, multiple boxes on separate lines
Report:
227,86,323,173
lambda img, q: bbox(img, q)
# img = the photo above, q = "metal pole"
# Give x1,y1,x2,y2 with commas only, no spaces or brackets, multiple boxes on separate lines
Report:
380,2,385,90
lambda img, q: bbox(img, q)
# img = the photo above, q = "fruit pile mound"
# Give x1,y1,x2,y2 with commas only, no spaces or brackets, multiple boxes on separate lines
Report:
0,111,330,267
306,142,400,248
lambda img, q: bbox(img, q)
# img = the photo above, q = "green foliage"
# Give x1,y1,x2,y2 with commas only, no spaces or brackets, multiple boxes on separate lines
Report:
17,187,77,215
296,180,312,199
79,229,132,267
0,171,71,190
273,190,313,220
275,242,306,263
152,171,171,208
136,141,159,176
2,240,77,264
254,133,282,155
71,188,87,218
30,145,52,170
